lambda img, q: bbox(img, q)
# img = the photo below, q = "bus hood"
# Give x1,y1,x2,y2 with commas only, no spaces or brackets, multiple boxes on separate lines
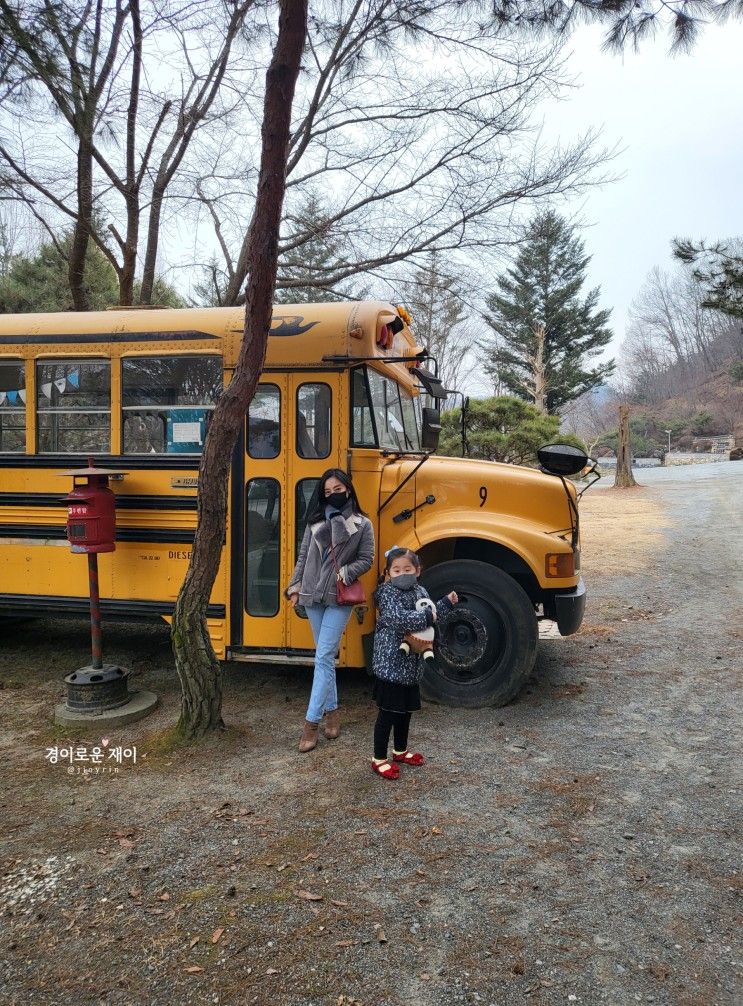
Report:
414,454,577,535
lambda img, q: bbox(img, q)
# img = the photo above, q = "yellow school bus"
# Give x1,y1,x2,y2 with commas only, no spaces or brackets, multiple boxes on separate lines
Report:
0,300,585,706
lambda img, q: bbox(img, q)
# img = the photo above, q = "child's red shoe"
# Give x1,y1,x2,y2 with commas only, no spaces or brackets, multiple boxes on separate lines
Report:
392,750,425,766
371,759,400,780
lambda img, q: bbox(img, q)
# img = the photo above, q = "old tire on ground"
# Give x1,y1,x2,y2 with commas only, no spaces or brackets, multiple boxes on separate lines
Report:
420,559,537,708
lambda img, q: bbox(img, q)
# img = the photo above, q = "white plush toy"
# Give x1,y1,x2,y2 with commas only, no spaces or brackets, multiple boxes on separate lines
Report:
400,597,436,662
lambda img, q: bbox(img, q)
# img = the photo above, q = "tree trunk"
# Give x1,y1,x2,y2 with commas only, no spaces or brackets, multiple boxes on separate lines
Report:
69,136,93,311
171,0,308,741
614,405,637,488
532,322,548,413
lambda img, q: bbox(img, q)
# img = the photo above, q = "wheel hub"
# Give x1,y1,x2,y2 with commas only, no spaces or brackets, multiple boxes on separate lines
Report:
438,607,487,670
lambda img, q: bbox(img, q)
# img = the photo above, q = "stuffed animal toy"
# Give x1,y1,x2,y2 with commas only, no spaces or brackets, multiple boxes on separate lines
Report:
400,597,436,662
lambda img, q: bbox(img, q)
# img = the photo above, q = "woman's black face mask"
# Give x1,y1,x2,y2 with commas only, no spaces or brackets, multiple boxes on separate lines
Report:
325,490,348,510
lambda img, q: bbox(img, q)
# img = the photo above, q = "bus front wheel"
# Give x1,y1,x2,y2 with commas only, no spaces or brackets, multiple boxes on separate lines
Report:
420,560,538,708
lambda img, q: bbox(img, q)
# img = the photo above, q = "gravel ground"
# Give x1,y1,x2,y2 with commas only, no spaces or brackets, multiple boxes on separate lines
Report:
1,463,741,1006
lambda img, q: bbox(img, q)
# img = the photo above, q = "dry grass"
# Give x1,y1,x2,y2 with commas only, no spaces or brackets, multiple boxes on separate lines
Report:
579,486,670,576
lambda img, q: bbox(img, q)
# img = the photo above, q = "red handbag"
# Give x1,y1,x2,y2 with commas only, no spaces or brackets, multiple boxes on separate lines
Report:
330,547,366,606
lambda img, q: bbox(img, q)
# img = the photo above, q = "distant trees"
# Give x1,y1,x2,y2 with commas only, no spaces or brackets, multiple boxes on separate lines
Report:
481,210,614,414
621,255,742,404
439,395,585,465
400,252,475,397
674,238,743,321
0,0,258,306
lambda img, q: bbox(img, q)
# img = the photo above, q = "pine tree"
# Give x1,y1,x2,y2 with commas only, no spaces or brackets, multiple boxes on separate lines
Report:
275,193,358,303
0,232,118,312
482,210,614,413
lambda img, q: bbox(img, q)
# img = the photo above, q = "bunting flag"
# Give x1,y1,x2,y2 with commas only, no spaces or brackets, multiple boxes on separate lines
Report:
0,368,80,405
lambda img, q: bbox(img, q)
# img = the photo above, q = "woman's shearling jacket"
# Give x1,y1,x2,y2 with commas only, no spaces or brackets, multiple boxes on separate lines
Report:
286,503,374,607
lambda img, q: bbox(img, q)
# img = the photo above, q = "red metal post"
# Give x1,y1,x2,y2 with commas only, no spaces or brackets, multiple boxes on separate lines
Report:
87,552,103,670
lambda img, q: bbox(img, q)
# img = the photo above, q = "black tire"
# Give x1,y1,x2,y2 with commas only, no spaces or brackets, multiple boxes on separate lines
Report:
420,559,538,708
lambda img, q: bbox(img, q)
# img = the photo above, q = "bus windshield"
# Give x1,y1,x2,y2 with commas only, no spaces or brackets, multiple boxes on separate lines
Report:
353,366,421,452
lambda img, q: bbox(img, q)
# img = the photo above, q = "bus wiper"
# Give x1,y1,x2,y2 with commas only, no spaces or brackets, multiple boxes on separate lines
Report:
378,453,431,517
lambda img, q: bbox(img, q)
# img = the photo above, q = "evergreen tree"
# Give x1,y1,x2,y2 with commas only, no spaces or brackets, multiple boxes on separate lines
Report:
482,210,614,413
439,395,585,465
275,193,359,303
0,233,118,312
674,238,743,320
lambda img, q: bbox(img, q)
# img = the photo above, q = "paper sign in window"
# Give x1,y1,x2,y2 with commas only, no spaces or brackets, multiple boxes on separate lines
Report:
171,422,202,444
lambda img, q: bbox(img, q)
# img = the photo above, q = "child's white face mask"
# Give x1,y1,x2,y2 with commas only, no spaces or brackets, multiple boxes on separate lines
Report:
390,573,417,590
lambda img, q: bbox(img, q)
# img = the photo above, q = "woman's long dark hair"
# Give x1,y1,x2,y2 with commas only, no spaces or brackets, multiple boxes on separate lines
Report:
306,468,368,524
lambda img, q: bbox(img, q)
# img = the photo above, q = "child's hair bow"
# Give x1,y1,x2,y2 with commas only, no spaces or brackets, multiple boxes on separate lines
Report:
384,545,401,558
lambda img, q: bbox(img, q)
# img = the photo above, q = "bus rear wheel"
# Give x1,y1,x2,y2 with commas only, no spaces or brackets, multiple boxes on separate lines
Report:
420,560,538,708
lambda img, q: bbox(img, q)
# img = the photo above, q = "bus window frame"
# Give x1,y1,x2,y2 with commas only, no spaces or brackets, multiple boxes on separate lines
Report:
247,382,281,460
121,353,221,456
244,476,281,617
0,358,27,454
350,366,378,449
366,366,420,452
295,381,332,460
36,357,112,455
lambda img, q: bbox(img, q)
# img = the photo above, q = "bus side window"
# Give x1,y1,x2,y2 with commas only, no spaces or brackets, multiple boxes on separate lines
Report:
0,361,26,453
122,355,221,455
37,359,110,454
296,383,331,459
351,368,376,447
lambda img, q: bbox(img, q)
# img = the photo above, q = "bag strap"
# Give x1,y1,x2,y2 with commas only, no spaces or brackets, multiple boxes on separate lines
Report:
329,544,342,580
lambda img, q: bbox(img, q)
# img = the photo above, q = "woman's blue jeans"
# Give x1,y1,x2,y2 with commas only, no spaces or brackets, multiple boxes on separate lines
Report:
305,603,353,723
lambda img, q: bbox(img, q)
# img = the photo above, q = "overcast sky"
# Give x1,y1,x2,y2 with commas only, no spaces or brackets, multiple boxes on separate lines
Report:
543,20,743,364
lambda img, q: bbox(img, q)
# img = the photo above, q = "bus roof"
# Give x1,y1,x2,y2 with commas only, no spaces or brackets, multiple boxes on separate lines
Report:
0,301,421,381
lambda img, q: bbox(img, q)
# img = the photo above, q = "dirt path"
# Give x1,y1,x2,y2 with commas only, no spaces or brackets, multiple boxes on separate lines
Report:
1,466,741,1006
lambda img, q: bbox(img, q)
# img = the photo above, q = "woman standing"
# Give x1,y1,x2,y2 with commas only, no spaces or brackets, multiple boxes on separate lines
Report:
285,469,374,752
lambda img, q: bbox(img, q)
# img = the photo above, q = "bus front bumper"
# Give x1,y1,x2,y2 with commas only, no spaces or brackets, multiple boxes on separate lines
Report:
554,577,586,636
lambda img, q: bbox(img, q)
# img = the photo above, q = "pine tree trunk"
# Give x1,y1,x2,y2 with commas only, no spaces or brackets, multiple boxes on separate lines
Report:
532,323,548,413
69,136,93,311
171,0,307,741
614,405,637,488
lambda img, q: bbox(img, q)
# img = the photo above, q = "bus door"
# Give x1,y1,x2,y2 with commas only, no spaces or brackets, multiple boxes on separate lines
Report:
286,374,344,652
241,373,343,655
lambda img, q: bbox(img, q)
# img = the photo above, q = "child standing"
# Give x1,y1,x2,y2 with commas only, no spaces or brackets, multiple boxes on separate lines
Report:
370,547,458,780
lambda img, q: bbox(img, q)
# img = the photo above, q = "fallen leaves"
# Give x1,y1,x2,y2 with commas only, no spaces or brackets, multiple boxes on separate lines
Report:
184,965,203,974
211,801,253,821
211,927,225,944
295,889,323,901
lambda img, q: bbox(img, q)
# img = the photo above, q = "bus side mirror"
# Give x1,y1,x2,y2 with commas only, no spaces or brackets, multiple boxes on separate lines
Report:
421,407,441,451
537,443,589,476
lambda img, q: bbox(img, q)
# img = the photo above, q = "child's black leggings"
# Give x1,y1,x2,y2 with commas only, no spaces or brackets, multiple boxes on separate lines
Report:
374,709,412,760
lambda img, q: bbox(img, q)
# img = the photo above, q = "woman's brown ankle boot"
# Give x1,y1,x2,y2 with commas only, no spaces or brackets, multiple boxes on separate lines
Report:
298,720,319,753
324,708,340,740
